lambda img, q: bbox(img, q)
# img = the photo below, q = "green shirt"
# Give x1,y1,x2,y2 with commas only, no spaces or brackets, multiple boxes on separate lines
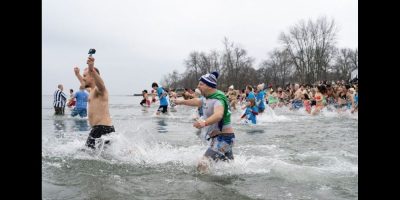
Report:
206,90,231,126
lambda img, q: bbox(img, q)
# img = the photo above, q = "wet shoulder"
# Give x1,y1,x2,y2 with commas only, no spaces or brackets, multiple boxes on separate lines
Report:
92,87,109,99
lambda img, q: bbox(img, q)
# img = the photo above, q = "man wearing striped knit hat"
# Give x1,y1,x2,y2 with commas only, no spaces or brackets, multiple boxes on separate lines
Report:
173,71,235,173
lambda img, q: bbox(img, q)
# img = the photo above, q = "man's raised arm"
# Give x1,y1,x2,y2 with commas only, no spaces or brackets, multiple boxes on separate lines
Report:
87,56,106,93
74,67,84,87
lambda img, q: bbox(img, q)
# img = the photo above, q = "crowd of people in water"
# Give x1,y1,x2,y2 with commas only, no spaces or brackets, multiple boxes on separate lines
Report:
52,53,358,173
139,79,358,124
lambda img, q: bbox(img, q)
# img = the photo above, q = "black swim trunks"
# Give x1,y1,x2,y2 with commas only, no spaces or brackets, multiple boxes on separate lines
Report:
157,105,168,113
140,99,146,106
86,125,115,149
54,106,65,115
311,100,316,106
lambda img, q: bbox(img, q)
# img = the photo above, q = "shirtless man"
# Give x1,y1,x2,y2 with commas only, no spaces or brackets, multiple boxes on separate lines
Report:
74,56,114,149
291,83,303,110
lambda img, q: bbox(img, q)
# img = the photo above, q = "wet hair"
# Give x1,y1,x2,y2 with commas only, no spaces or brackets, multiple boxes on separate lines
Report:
248,98,256,107
246,85,253,91
317,85,327,94
345,84,351,90
311,99,316,106
152,82,158,88
143,90,148,93
304,93,310,100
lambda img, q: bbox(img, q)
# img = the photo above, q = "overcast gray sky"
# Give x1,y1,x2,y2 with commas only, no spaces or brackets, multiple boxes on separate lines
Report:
43,0,357,95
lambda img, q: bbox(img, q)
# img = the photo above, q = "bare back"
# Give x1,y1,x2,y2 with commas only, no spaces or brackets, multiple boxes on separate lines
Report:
88,87,112,126
294,89,303,100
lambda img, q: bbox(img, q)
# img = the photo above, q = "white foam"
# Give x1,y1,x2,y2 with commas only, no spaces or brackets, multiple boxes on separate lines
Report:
232,105,290,125
105,132,204,166
43,127,358,180
257,105,291,123
319,107,358,120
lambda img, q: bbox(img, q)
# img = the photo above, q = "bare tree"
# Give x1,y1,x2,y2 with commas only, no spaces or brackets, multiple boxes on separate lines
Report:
185,51,200,80
278,49,294,86
280,16,337,84
209,50,221,72
220,37,255,89
257,66,271,86
330,48,357,81
350,48,358,70
198,52,210,75
259,49,294,87
160,70,181,89
162,18,354,91
220,37,235,88
169,70,180,89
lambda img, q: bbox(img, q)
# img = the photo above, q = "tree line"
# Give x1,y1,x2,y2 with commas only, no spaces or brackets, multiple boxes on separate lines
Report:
161,16,358,91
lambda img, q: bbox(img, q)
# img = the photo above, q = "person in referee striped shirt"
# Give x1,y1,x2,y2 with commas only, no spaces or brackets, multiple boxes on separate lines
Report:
53,84,68,115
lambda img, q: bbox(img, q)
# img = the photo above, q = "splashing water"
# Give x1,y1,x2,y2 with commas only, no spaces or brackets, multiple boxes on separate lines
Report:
42,95,357,199
257,104,291,123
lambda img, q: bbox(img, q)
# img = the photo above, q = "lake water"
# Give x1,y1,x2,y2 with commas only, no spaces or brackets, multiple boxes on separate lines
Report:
42,95,358,199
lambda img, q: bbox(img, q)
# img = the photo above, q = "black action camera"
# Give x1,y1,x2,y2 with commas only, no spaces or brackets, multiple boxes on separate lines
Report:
88,48,96,56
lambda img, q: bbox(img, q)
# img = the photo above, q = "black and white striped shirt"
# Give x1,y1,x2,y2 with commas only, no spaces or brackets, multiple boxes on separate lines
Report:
53,89,68,108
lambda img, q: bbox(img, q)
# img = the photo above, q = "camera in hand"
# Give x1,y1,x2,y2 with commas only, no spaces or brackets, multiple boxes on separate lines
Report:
88,48,96,55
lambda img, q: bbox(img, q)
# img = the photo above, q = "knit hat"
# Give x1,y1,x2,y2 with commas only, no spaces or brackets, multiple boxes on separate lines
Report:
199,71,219,88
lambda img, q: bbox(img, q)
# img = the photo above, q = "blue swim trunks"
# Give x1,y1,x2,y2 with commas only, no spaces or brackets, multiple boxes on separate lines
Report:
71,108,87,118
205,134,235,161
292,99,303,109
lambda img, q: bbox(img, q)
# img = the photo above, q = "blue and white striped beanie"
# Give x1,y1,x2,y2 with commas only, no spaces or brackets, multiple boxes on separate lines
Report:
199,71,219,88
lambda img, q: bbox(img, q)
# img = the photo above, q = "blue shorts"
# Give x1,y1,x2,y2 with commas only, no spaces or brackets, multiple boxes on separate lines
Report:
292,100,303,109
71,108,87,118
258,105,265,113
205,134,235,161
